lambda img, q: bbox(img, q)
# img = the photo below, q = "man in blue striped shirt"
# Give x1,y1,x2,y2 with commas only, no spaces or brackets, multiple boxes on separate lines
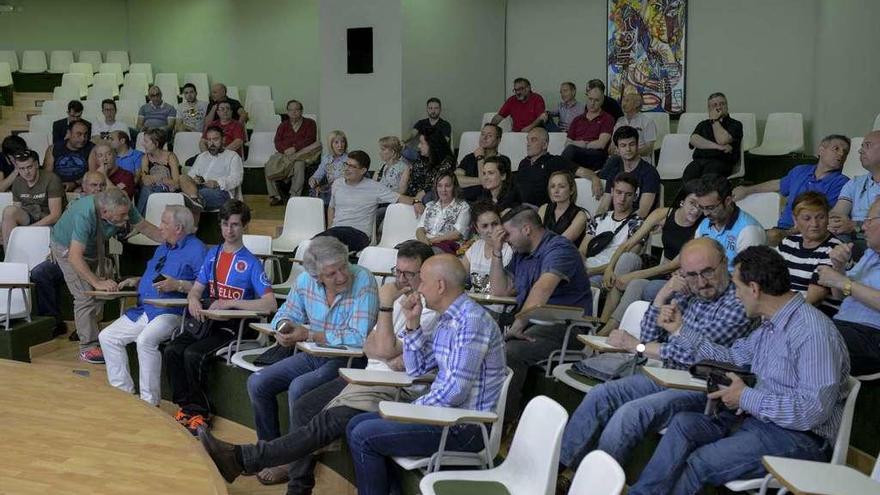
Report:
346,254,507,494
631,246,850,495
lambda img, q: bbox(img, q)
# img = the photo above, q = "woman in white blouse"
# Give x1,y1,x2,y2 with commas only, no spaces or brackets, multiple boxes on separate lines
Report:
461,200,513,292
416,172,470,253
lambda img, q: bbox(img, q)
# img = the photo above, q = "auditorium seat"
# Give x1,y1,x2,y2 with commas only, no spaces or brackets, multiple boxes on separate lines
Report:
647,111,670,152
676,112,707,136
0,262,34,331
154,73,181,98
574,178,604,216
60,72,87,98
68,62,94,86
20,50,47,73
87,82,114,101
48,50,74,74
98,62,124,86
499,131,527,172
357,246,398,285
843,137,864,178
245,85,272,113
172,132,202,164
874,113,880,131
736,192,781,229
5,226,50,271
749,112,804,156
568,451,625,495
246,100,276,128
456,131,479,164
39,99,67,119
52,84,79,101
18,132,50,164
0,62,11,88
728,112,757,179
116,98,141,117
123,72,149,96
656,133,694,180
128,193,185,246
118,84,146,102
128,63,154,84
28,115,54,136
482,111,511,132
77,51,102,72
225,85,240,101
183,73,209,100
243,131,274,169
105,50,130,72
548,131,566,155
377,203,418,248
271,197,325,253
0,51,19,72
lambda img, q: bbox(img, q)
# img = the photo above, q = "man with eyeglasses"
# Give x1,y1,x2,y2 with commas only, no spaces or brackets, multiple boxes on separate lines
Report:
315,150,414,252
693,174,765,272
1,149,64,247
558,238,752,477
491,77,546,132
136,86,177,139
829,130,880,245
98,205,206,405
200,241,439,490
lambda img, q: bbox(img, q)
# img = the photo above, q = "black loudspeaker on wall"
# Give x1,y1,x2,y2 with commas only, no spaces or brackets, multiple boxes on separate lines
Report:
347,27,373,74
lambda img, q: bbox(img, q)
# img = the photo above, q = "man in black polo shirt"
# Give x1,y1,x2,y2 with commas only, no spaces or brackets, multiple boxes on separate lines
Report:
682,92,743,182
205,83,247,126
515,127,578,206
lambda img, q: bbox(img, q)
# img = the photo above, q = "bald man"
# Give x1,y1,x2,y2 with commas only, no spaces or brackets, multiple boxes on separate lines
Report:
829,130,880,241
557,238,753,476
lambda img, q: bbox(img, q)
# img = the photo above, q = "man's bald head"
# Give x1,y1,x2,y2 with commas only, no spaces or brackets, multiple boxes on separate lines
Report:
422,254,468,290
680,237,726,265
861,130,880,171
82,171,107,195
679,238,729,300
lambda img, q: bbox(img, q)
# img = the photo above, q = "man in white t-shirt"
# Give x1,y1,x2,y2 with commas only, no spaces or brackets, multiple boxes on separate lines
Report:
198,241,439,490
175,83,209,133
179,125,243,210
580,172,643,284
91,99,130,142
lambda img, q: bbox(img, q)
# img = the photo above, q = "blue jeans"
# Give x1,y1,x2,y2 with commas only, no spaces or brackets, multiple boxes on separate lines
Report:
246,352,360,440
559,373,706,468
197,185,231,210
347,411,486,495
630,411,831,495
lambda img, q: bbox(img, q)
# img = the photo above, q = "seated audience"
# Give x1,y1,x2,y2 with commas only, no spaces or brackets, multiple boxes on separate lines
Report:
44,120,95,191
345,254,506,494
491,77,545,132
541,81,584,132
1,149,63,246
456,123,504,191
205,83,247,125
561,84,615,170
137,86,177,140
175,83,209,133
317,150,414,252
245,236,376,484
734,134,850,245
516,127,577,206
98,205,205,405
817,196,880,376
138,128,182,214
198,101,245,158
265,100,321,205
402,97,452,161
462,201,513,295
778,192,843,317
537,170,588,245
0,135,27,191
164,200,277,434
198,242,438,490
416,172,470,253
610,92,657,164
630,246,849,495
476,155,520,211
51,187,162,362
487,206,592,419
375,136,410,194
829,130,880,242
559,238,751,473
91,143,136,199
682,92,743,182
599,180,703,333
582,125,661,219
52,100,91,144
693,174,766,271
405,128,455,207
588,78,624,120
308,130,348,204
180,125,244,211
579,173,643,280
91,99,129,141
109,130,144,176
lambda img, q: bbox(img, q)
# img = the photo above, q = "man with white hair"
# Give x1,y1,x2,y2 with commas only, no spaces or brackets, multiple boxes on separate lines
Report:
99,206,206,405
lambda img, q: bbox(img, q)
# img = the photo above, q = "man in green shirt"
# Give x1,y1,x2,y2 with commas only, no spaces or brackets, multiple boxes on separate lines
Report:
50,187,163,363
1,149,64,246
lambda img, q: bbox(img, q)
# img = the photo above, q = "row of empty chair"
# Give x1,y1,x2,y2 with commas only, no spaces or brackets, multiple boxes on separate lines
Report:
0,50,130,74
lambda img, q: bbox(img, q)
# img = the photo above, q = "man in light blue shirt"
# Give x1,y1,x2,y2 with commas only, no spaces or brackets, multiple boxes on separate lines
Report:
693,174,766,271
830,130,880,240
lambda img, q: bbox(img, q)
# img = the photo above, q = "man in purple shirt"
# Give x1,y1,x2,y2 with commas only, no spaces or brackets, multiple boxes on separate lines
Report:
542,81,585,132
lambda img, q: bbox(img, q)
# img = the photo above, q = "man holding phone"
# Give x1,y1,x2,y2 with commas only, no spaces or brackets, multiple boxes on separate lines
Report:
98,205,206,406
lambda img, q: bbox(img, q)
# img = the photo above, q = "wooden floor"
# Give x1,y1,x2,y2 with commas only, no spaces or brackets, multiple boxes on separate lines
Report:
29,335,356,495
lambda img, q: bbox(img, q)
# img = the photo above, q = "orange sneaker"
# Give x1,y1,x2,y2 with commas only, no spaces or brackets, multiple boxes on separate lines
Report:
173,409,191,424
185,414,209,436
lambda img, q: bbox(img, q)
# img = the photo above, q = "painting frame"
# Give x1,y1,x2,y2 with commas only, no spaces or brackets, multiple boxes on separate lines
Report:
606,0,688,115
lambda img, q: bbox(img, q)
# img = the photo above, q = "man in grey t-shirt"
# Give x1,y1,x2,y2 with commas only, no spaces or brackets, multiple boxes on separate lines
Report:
176,83,209,133
2,149,64,246
315,150,415,252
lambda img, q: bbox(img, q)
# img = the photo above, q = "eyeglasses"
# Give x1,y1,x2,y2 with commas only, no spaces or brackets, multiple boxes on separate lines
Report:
681,262,722,283
391,267,419,280
11,150,38,161
698,202,725,214
864,216,880,227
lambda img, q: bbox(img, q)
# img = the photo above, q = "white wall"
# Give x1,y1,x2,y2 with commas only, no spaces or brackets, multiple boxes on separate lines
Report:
319,0,403,164
0,0,128,54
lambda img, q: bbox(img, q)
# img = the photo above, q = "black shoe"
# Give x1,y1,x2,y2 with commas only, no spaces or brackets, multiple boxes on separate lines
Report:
68,331,79,341
198,429,244,484
269,196,286,206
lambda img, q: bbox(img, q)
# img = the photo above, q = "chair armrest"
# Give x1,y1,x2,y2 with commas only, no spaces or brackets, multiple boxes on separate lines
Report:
378,401,497,426
340,368,413,387
0,282,34,289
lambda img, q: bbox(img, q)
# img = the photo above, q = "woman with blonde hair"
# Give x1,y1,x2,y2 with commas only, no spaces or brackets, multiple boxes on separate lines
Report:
375,136,410,194
308,130,348,204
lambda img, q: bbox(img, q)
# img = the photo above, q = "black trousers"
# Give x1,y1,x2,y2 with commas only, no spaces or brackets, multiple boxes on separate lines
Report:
315,227,370,253
561,145,607,170
32,260,64,330
834,319,880,376
163,327,235,417
681,158,734,183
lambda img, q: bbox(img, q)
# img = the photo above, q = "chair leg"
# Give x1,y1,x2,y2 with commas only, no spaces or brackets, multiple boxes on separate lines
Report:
226,319,246,365
758,474,775,495
428,426,451,473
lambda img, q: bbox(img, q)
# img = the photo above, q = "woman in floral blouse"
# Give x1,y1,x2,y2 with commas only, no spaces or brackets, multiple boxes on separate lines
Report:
405,128,455,205
308,130,348,204
375,136,410,194
416,172,470,253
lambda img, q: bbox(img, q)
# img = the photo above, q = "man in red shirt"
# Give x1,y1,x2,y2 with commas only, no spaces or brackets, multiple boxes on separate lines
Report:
265,100,322,206
92,143,137,199
561,86,615,170
492,77,546,132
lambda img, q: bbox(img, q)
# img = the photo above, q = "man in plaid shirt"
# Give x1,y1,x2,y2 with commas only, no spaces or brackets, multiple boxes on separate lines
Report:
559,238,753,473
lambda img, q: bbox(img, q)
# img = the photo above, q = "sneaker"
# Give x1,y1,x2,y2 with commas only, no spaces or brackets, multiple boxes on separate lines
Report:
173,409,191,425
79,347,105,364
185,414,209,436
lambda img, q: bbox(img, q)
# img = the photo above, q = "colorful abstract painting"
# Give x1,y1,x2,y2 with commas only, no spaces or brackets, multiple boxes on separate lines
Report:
607,0,687,114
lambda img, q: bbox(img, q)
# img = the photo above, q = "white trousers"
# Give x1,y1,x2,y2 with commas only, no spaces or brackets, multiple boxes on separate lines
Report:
98,313,180,406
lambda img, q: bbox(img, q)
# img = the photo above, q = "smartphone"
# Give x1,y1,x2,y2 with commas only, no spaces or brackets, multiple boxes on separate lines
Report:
314,343,347,350
153,274,167,284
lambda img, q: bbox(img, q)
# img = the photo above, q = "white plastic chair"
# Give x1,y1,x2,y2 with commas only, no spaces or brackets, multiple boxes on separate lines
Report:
154,73,180,93
843,137,864,178
67,62,94,86
77,51,102,71
183,73,209,100
482,111,511,133
749,113,804,156
456,131,480,165
730,112,758,151
61,72,87,98
0,193,13,216
98,63,124,86
246,100,276,125
48,50,74,74
648,112,671,152
656,134,694,180
419,395,568,495
574,178,604,216
20,51,47,73
874,114,880,131
0,262,33,331
499,132,527,172
116,98,141,117
172,132,202,165
736,192,781,229
252,114,281,132
18,132,50,164
5,226,50,270
40,99,67,119
225,86,240,101
758,439,880,495
87,83,114,102
118,85,146,103
123,72,149,96
84,98,103,116
28,115,54,136
729,376,861,494
676,112,707,136
0,51,19,72
156,79,180,104
548,132,567,155
105,51,129,72
271,197,325,253
128,63,153,84
128,193,185,246
230,345,274,373
0,62,11,87
378,203,418,248
243,132,275,168
357,247,398,285
243,234,279,282
245,85,272,110
52,84,79,101
568,450,626,495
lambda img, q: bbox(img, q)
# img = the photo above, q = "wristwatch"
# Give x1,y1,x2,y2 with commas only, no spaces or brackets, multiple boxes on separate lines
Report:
635,343,646,359
842,279,853,297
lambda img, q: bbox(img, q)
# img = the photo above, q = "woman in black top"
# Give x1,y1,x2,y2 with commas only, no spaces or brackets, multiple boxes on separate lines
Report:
476,155,520,213
406,127,454,205
598,179,704,333
538,170,589,245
